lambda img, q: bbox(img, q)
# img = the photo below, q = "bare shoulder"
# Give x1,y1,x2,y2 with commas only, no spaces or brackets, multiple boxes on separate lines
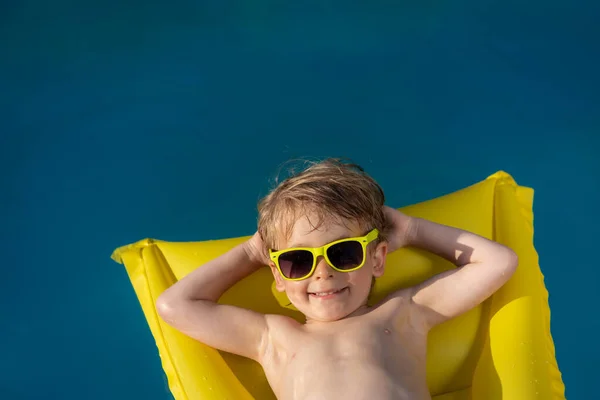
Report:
374,287,413,315
265,313,302,331
258,314,304,368
371,288,429,333
263,314,304,347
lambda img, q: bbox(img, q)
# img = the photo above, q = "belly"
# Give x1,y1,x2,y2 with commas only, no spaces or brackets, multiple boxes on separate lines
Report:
277,359,430,400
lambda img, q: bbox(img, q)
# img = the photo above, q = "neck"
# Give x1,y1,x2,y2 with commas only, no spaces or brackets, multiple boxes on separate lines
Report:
305,303,371,325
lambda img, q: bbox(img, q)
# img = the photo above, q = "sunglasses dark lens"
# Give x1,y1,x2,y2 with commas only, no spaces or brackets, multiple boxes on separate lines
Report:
327,241,363,270
278,250,314,279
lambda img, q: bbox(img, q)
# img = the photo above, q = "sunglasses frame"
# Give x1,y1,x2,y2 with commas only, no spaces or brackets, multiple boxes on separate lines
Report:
269,228,379,281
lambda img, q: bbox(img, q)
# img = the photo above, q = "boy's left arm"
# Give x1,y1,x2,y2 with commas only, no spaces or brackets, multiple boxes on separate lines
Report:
384,207,518,329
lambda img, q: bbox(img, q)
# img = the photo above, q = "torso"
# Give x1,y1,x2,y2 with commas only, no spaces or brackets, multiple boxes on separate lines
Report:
260,292,432,400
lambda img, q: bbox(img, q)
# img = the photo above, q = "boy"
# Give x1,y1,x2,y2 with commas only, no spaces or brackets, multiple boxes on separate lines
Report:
156,159,518,400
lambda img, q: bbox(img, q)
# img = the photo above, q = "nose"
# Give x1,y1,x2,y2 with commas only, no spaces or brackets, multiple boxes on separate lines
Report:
313,256,335,280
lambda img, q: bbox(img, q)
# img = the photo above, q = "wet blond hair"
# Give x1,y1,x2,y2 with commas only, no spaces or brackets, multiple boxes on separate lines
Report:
257,158,389,250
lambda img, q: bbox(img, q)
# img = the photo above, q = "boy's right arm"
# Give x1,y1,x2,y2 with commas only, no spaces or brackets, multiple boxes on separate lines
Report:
156,232,275,362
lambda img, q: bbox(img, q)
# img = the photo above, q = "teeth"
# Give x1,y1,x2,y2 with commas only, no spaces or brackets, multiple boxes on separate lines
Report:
311,289,343,296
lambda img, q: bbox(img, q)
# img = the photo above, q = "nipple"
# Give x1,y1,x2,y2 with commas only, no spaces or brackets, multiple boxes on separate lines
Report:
384,328,391,335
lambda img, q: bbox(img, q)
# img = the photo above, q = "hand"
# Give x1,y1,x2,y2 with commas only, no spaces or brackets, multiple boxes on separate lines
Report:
383,206,416,252
244,231,271,267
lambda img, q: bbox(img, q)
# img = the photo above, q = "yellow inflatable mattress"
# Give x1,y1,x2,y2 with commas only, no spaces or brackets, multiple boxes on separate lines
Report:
111,171,565,399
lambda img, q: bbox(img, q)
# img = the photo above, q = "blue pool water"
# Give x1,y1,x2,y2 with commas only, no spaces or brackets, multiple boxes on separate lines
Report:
1,1,598,398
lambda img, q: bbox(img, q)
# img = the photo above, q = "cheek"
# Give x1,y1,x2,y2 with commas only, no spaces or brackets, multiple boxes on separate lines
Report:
348,267,375,291
283,281,309,298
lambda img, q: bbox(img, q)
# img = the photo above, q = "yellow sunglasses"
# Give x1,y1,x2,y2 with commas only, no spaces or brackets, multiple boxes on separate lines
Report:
269,229,379,281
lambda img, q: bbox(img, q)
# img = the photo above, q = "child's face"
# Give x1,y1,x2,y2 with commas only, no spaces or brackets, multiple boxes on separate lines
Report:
269,212,388,323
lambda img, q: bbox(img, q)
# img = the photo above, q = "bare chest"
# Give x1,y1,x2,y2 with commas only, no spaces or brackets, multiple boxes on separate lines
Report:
262,317,429,399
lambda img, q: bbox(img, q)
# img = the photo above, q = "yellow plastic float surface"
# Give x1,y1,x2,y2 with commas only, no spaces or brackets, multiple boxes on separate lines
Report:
112,171,565,400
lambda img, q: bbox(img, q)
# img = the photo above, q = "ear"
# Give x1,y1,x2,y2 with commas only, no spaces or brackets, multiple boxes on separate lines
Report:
372,241,388,278
269,263,286,292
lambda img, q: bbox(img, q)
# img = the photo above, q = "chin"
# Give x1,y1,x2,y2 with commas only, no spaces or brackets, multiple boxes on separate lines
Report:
287,290,369,322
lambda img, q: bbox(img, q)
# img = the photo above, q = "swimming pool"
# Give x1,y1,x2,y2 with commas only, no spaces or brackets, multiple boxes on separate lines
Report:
1,0,598,398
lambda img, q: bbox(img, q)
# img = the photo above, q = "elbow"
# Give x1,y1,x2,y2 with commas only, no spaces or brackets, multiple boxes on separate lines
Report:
156,291,180,322
503,248,519,277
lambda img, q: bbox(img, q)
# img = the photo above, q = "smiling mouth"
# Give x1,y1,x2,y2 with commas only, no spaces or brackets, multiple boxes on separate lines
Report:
309,287,348,298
